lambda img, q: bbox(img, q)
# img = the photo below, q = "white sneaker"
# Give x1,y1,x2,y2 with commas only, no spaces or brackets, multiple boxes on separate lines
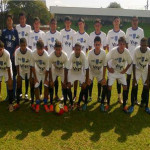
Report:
9,104,14,112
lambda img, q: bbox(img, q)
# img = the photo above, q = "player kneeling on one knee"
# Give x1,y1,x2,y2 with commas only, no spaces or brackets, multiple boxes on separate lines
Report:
128,37,150,114
106,37,132,112
49,40,71,112
87,36,107,107
0,40,14,112
31,40,49,113
14,38,33,110
67,42,89,111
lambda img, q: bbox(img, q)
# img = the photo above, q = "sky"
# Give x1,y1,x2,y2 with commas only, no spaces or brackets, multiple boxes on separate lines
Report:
46,0,148,10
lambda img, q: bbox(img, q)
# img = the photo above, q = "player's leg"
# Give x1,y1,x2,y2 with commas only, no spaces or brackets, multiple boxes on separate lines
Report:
24,73,29,101
30,77,35,110
122,85,128,112
127,74,131,97
54,77,59,101
97,82,102,103
49,84,54,112
73,80,78,101
12,58,17,99
62,81,68,112
87,78,93,102
43,85,49,112
67,82,74,110
117,80,122,104
39,81,43,100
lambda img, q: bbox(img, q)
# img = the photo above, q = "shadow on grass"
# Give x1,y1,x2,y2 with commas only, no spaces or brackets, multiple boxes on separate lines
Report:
0,100,149,143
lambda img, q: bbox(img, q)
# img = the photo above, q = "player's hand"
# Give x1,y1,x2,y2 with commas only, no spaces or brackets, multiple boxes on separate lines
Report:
132,78,137,87
101,78,106,86
34,78,39,85
44,80,49,87
145,79,149,87
108,67,114,73
120,69,127,74
49,81,54,87
17,75,22,82
8,77,12,84
82,82,87,89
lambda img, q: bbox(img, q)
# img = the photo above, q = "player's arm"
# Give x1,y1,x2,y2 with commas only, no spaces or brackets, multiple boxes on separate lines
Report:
132,64,137,86
44,70,49,86
64,68,68,85
106,52,114,73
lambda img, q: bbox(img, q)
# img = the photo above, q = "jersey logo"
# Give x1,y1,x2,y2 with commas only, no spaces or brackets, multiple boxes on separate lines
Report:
35,36,38,41
51,37,55,43
0,61,3,66
133,34,136,39
114,36,118,42
22,58,25,63
22,31,25,37
67,35,70,40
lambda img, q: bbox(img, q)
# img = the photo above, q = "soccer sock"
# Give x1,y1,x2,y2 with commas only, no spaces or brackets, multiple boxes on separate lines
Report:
74,89,77,97
131,86,137,106
30,87,34,104
88,82,93,97
63,88,67,105
16,88,21,104
141,86,145,104
25,74,29,95
49,87,54,104
36,99,40,105
107,89,111,106
8,90,13,104
13,75,16,98
123,90,128,107
98,83,101,98
55,79,58,96
127,77,131,96
78,89,84,105
101,85,107,104
117,81,121,95
43,98,48,105
39,81,42,95
84,87,88,104
134,84,138,101
68,88,73,105
142,87,149,108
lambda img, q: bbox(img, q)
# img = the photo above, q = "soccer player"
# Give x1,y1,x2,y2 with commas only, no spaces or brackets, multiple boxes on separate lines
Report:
31,40,49,113
29,17,45,98
14,38,33,109
89,18,107,50
60,16,76,58
106,16,126,104
1,14,19,100
87,36,107,106
44,18,61,101
106,37,132,112
73,18,89,101
16,12,32,100
67,42,89,111
126,16,144,105
0,40,14,112
128,38,150,114
88,19,107,102
49,41,69,112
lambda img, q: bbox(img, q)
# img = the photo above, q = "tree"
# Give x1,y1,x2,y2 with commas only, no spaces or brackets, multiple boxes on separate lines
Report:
107,2,122,8
6,0,51,25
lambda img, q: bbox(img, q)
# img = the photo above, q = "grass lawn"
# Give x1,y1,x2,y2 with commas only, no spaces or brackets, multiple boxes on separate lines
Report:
0,22,150,150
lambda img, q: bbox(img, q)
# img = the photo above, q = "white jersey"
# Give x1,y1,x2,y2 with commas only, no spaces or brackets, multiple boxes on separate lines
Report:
29,30,45,50
49,51,68,73
126,27,144,57
106,47,132,73
67,51,88,74
31,49,49,75
89,31,107,49
106,29,125,51
0,49,11,76
60,28,76,58
44,30,61,54
15,47,32,74
87,49,106,74
133,46,150,71
16,24,31,45
73,31,89,53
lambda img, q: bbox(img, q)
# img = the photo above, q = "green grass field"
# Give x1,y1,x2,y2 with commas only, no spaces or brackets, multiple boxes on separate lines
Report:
0,22,150,150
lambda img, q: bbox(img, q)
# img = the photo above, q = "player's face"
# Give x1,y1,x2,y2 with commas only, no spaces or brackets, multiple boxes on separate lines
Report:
75,46,81,57
55,47,62,57
50,21,57,31
20,43,27,52
34,20,40,30
65,20,71,29
78,22,85,31
0,47,4,56
19,16,26,26
37,48,44,56
94,41,101,50
113,18,120,28
140,42,147,52
7,17,13,28
132,18,138,28
118,41,126,51
94,23,102,31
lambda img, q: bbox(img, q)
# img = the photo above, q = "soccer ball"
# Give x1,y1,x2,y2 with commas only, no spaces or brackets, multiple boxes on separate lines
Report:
55,104,64,115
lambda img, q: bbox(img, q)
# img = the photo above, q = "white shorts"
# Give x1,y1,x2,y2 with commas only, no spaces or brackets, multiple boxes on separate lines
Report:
135,68,148,85
20,72,30,80
89,70,103,83
126,64,133,75
68,71,85,85
52,69,64,83
108,72,127,86
0,70,13,82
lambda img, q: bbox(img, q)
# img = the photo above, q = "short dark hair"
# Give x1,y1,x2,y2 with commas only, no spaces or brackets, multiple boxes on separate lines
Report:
64,16,71,22
78,18,85,23
132,16,138,20
36,40,44,49
141,37,148,44
20,38,27,44
94,36,101,43
7,14,13,20
19,12,26,18
94,18,101,24
34,17,40,23
118,37,126,43
50,18,57,24
75,42,81,48
113,16,120,21
54,40,62,48
0,40,4,48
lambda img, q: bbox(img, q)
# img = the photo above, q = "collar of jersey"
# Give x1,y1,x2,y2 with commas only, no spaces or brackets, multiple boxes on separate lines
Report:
20,24,26,28
78,31,85,35
50,30,56,34
113,29,120,33
131,27,138,31
95,31,101,35
34,30,40,33
65,28,71,32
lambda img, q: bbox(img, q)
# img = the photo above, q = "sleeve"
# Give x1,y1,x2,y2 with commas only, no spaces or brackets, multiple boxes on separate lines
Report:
45,56,49,71
28,33,32,48
58,32,62,42
49,55,52,69
64,55,68,69
103,34,107,47
106,51,112,63
148,50,150,65
15,30,19,47
125,29,129,44
31,53,35,67
86,34,90,49
82,53,88,70
126,51,133,65
6,53,11,68
44,34,47,47
66,54,73,70
141,29,144,39
106,33,110,46
89,34,92,47
73,34,77,48
15,50,18,66
103,52,107,67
